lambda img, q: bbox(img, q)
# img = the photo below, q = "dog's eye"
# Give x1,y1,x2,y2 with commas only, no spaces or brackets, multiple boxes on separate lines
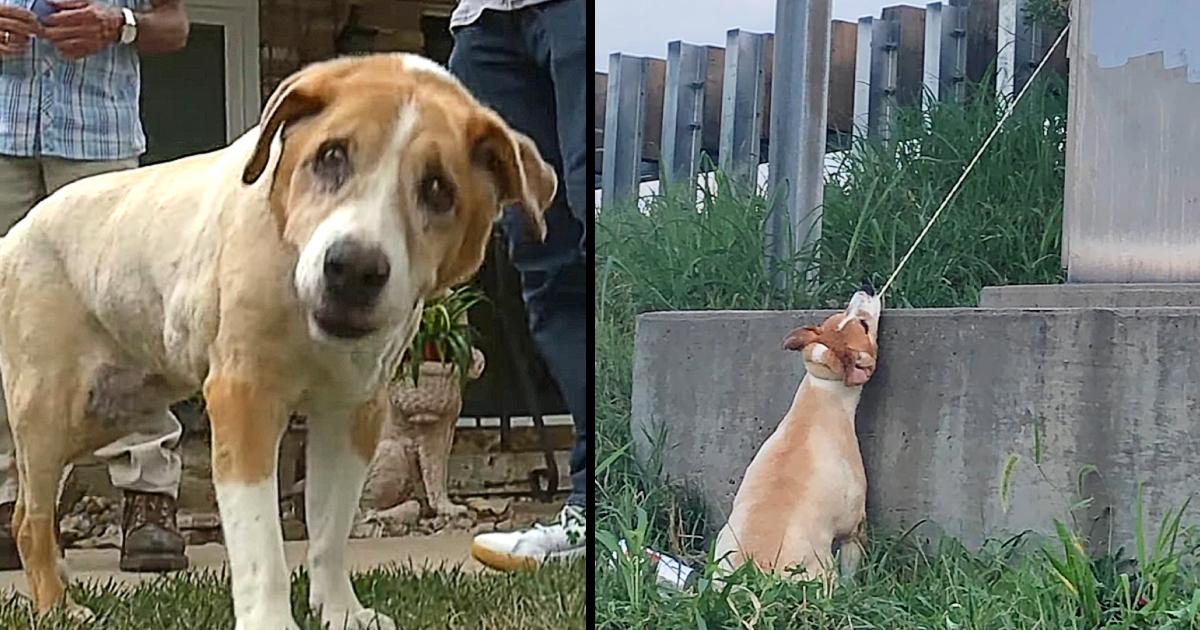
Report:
419,172,456,215
312,140,350,189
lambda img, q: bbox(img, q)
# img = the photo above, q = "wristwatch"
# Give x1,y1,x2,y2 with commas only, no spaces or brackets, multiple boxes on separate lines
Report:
119,7,138,45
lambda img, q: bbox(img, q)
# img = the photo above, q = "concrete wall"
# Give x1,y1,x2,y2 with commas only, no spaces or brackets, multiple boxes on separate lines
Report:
631,308,1200,551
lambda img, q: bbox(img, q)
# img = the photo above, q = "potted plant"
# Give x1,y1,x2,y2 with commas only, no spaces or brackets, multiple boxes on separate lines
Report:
401,284,486,388
361,285,487,518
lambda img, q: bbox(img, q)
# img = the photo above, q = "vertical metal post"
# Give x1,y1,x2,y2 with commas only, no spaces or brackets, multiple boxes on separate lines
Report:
601,53,648,208
766,0,832,289
942,0,970,103
718,29,769,191
997,0,1056,98
1060,0,1078,269
852,16,874,140
926,0,972,109
923,2,944,110
594,72,607,193
661,41,709,189
868,14,898,139
868,6,926,141
996,0,1022,98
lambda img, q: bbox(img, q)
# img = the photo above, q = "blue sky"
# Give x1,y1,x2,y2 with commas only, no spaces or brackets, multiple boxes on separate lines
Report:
596,1,924,71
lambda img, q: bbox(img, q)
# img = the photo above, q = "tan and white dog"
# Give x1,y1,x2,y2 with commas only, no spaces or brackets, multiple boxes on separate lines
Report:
0,53,555,629
714,290,881,587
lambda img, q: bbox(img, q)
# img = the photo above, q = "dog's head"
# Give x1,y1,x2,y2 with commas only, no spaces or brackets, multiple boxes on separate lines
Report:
782,290,882,387
241,54,557,343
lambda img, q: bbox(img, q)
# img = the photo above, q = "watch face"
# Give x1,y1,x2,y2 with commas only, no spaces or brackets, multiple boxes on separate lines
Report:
31,0,58,23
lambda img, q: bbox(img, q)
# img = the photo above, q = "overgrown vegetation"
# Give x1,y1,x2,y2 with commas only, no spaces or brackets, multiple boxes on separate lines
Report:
597,504,1200,628
594,75,1200,627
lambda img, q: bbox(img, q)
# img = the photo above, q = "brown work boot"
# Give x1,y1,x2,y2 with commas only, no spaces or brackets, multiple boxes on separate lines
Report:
0,502,19,570
119,491,188,573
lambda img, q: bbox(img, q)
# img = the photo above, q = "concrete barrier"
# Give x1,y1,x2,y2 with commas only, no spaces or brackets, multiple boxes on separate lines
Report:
631,307,1200,551
980,283,1200,308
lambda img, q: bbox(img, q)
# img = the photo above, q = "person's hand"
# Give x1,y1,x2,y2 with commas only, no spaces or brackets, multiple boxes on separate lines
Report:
0,5,42,57
42,0,123,60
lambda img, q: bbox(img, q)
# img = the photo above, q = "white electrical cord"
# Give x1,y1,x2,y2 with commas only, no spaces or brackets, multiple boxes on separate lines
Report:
877,23,1071,298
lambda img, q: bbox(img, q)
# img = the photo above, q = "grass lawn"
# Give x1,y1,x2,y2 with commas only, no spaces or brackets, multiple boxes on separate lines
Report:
0,562,585,629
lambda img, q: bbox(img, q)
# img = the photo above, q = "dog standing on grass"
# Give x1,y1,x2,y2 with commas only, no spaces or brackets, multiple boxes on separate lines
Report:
715,290,881,587
0,53,555,629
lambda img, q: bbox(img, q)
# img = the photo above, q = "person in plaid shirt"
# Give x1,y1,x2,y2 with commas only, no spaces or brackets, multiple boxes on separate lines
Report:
0,0,188,572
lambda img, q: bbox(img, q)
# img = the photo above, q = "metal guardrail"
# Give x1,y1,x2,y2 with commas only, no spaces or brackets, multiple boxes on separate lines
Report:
595,0,1066,207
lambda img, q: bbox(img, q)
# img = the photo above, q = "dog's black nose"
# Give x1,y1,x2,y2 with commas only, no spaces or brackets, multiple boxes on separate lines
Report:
860,278,876,296
323,239,390,306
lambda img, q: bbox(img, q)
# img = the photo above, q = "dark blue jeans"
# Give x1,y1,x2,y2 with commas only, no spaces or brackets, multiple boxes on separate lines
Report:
449,0,587,508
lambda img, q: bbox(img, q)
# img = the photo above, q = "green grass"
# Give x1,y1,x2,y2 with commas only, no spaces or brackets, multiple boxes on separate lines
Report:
595,75,1200,627
598,517,1200,629
0,563,584,629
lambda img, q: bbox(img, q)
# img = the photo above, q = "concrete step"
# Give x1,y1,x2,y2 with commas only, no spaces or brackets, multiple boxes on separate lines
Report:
979,283,1200,308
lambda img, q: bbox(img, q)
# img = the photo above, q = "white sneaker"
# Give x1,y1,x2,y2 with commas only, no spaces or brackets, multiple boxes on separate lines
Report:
471,505,586,570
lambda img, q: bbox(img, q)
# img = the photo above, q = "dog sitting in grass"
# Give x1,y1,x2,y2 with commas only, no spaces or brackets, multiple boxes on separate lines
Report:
714,289,881,587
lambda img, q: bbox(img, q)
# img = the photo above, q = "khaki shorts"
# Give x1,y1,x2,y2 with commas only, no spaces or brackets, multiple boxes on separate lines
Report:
0,154,139,236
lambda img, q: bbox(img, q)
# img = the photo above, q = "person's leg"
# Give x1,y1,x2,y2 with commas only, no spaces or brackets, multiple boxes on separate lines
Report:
452,3,587,507
523,0,588,509
40,156,138,193
0,155,49,569
42,155,188,572
451,3,587,570
0,155,46,233
527,0,588,231
92,411,188,571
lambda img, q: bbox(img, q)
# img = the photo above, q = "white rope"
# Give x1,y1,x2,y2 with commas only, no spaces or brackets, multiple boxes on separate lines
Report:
877,23,1071,298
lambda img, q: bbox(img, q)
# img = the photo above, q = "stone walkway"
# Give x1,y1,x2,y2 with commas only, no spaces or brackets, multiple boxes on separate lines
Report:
0,532,481,595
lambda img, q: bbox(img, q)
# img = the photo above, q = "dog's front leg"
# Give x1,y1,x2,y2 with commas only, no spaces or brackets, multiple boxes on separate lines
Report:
205,374,297,630
305,393,396,630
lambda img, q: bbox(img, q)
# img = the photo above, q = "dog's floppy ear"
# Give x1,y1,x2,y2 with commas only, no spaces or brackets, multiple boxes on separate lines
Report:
782,326,820,351
468,114,557,241
242,72,331,185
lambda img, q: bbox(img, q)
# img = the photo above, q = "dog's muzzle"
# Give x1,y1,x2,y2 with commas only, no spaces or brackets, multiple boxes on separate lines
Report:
313,237,390,339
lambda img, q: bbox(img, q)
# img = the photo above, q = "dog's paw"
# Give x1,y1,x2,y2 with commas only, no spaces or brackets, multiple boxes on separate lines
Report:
323,608,397,630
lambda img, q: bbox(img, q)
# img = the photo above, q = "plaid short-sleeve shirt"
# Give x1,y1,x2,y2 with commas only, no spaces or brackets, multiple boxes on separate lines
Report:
0,0,147,161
